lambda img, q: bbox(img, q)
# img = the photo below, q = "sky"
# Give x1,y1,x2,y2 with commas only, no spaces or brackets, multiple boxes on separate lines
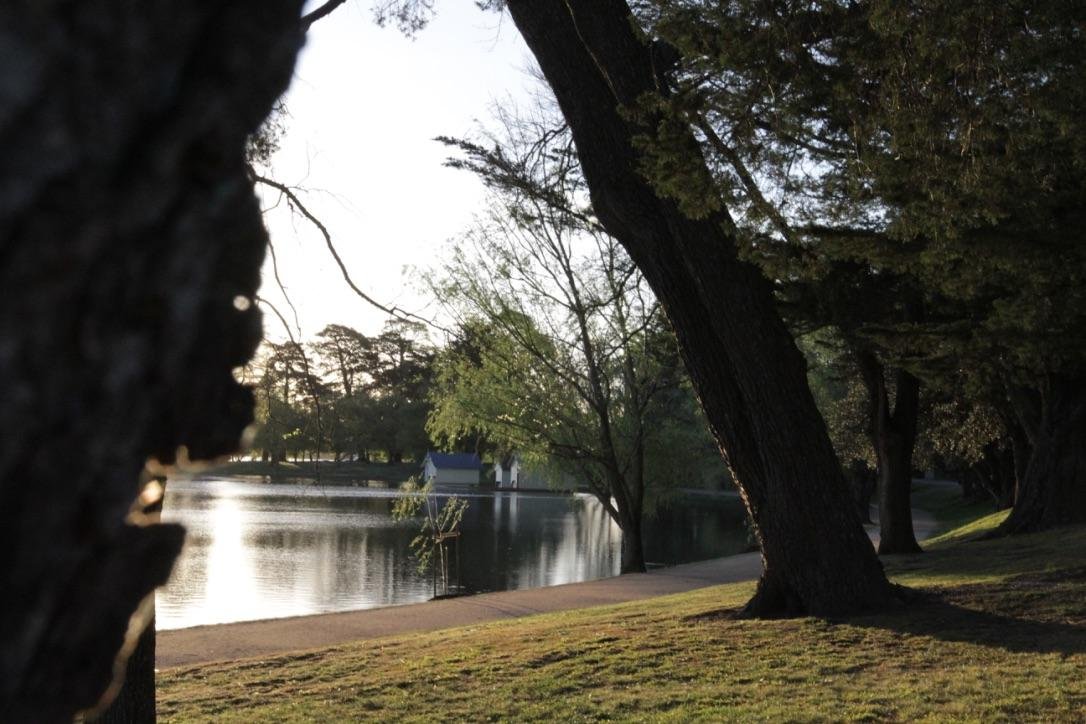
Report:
257,2,536,343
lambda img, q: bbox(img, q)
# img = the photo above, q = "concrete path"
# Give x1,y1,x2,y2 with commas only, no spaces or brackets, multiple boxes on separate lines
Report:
157,504,937,669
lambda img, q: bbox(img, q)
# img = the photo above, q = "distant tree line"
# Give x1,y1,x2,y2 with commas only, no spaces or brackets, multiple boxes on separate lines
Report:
247,319,435,464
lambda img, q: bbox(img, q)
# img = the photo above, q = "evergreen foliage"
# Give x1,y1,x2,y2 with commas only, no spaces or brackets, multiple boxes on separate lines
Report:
640,0,1086,531
647,0,1085,388
247,320,435,464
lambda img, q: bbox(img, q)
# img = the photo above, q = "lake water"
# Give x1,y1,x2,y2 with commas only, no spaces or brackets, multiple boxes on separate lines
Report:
157,476,748,630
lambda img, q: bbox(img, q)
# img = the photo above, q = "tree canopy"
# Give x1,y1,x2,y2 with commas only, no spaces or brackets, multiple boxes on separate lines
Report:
638,0,1086,532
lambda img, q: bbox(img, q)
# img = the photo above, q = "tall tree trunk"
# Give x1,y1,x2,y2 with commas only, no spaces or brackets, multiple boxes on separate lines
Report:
595,490,646,574
1009,430,1031,505
846,460,876,524
974,443,1016,510
586,465,647,574
0,3,303,721
991,398,1030,508
612,463,647,574
505,0,897,617
858,354,923,555
620,513,646,574
1005,409,1032,506
1000,376,1086,534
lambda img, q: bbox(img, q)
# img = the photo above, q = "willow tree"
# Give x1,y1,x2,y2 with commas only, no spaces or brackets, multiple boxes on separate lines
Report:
427,172,687,573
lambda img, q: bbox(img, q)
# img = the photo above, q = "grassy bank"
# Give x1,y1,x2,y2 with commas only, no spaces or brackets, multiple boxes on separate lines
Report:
910,479,997,537
158,501,1086,722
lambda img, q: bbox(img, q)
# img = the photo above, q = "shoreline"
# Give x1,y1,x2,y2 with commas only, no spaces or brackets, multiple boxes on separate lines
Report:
157,503,935,669
191,461,739,496
156,552,764,669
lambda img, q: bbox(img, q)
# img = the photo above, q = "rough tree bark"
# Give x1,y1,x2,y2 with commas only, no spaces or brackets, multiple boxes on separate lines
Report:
857,354,922,555
505,0,899,616
999,377,1086,534
0,2,303,721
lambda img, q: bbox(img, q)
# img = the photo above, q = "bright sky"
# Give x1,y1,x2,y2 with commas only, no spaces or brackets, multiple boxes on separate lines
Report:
257,2,535,343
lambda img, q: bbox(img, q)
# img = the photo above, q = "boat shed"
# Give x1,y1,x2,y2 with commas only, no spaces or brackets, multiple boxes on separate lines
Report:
422,451,481,488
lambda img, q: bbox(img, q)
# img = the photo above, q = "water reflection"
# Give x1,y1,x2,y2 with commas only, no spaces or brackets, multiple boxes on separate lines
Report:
157,477,746,630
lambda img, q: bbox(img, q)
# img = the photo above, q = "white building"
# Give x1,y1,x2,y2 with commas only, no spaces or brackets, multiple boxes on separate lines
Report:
493,454,563,490
422,451,481,488
493,458,513,488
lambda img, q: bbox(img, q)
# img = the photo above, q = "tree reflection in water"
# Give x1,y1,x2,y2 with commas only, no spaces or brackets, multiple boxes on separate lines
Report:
157,477,746,629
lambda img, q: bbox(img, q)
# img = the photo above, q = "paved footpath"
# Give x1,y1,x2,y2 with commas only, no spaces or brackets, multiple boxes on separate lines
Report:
158,505,936,669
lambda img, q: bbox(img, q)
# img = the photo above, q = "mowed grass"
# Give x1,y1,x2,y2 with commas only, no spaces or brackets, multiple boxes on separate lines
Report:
158,509,1086,722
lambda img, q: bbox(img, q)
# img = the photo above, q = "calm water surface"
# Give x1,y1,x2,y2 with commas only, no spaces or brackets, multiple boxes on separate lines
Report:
157,476,747,630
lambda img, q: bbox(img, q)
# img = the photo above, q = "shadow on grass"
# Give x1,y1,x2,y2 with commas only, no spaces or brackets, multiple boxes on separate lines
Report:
685,566,1086,656
849,566,1086,655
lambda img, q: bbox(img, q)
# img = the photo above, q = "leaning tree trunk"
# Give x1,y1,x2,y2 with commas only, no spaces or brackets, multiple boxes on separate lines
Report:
999,376,1086,534
858,355,923,555
0,3,303,722
505,0,898,617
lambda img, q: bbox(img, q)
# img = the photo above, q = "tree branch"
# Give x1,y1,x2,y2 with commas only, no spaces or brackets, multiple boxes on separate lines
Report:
251,170,452,334
301,0,350,33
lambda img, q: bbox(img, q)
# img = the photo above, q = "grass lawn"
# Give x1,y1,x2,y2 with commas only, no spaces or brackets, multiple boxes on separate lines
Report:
158,503,1086,722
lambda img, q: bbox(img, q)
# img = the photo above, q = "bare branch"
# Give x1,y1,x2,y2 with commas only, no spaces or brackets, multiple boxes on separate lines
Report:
301,0,350,33
251,170,453,335
265,239,302,338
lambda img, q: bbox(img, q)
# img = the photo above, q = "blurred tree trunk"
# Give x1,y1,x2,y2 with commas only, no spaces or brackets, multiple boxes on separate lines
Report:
0,3,303,721
95,620,157,724
505,0,898,617
95,478,166,724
